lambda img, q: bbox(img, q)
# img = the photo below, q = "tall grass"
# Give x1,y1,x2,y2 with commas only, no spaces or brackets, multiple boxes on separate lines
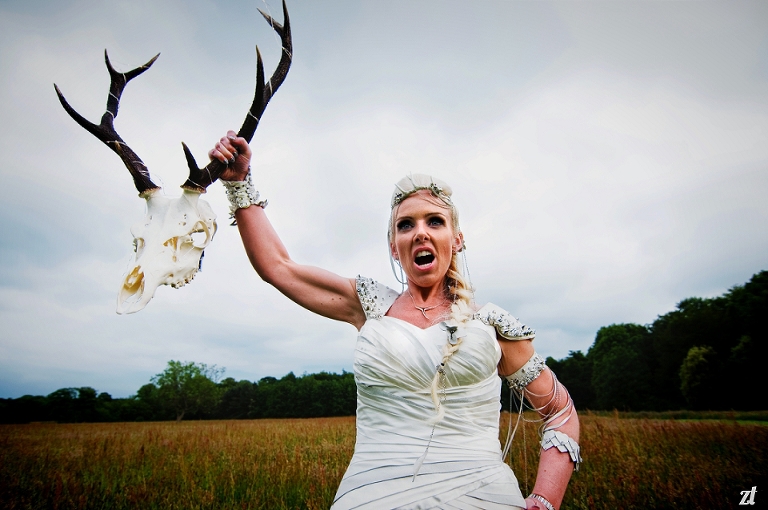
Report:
1,413,766,509
0,418,353,509
507,411,768,509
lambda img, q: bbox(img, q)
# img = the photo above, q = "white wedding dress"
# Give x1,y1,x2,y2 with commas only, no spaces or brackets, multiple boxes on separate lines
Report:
331,277,528,510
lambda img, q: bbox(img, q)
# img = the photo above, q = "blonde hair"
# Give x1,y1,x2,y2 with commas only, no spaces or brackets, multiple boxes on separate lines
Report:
429,250,474,422
387,174,474,420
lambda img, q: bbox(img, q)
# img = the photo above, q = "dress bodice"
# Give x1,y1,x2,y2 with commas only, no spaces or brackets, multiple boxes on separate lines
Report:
331,277,530,509
357,316,501,395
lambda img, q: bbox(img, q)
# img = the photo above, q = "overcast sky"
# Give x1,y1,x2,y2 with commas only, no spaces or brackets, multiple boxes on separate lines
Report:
1,0,766,398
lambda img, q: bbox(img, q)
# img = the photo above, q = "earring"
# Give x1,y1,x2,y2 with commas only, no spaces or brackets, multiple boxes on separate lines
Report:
461,248,473,296
388,248,407,288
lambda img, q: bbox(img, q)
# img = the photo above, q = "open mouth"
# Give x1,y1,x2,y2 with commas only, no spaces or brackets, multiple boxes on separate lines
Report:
414,250,435,267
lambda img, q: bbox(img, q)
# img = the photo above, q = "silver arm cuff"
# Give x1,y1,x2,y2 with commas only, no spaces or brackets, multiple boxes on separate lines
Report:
221,171,268,216
504,352,546,391
541,429,582,471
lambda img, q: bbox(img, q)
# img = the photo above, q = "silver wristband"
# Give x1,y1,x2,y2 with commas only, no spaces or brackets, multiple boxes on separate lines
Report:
221,170,268,217
528,493,555,510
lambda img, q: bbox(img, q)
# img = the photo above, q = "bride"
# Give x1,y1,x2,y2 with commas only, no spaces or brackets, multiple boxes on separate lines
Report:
210,130,581,510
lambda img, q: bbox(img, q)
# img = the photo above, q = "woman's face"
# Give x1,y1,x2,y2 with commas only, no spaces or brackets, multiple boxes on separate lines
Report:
390,190,463,290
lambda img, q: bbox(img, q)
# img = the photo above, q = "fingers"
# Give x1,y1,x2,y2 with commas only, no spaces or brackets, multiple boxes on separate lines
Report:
209,130,251,165
227,130,252,159
208,142,230,164
211,138,237,164
208,131,253,183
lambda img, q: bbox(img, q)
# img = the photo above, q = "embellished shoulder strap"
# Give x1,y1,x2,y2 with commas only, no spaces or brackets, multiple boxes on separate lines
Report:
474,303,535,341
355,276,400,320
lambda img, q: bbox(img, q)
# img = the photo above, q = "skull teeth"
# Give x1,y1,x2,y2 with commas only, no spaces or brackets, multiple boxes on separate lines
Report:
170,271,197,289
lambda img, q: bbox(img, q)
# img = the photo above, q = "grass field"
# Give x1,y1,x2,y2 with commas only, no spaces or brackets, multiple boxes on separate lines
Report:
1,412,766,509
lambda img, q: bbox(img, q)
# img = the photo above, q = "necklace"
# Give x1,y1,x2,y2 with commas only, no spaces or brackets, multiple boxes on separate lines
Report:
407,288,447,320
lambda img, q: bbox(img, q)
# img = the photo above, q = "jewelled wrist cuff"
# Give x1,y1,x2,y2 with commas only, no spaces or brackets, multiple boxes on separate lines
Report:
541,429,582,471
221,170,268,216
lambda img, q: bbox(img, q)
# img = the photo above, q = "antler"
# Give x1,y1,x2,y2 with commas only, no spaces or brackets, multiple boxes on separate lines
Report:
181,0,293,192
54,51,161,196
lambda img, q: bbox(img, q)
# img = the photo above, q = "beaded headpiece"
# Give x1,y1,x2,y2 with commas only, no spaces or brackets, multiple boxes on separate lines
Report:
390,174,454,209
388,174,462,245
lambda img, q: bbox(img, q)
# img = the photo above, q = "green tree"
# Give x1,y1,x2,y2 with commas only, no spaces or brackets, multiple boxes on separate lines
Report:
546,351,595,410
95,391,114,421
679,345,716,409
649,295,734,409
151,361,224,421
589,324,653,411
130,383,163,420
46,388,78,422
217,379,257,419
75,387,98,422
0,395,46,423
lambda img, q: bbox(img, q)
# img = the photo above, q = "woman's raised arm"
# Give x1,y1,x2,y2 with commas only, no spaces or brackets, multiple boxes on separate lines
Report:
211,131,366,329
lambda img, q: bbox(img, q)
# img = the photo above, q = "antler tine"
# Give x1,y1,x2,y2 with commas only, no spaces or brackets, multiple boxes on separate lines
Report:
237,45,267,143
54,51,161,196
251,0,293,135
181,0,293,192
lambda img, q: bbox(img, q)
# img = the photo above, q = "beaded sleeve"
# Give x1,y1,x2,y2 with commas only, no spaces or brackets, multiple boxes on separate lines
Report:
474,303,535,340
355,276,400,320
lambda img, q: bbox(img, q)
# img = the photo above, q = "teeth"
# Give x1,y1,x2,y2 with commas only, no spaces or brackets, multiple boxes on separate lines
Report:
416,251,431,257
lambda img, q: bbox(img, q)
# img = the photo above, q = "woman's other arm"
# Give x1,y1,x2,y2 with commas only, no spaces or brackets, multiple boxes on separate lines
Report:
498,340,580,510
523,368,580,510
211,131,366,329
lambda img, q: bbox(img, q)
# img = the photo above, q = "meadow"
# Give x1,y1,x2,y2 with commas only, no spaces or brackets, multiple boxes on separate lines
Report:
1,412,766,509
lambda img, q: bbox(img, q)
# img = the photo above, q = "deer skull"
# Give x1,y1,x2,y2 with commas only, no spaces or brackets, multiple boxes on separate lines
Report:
118,190,217,314
54,0,292,314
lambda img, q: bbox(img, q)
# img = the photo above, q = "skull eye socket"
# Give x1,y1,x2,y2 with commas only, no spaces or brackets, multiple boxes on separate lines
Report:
190,224,210,249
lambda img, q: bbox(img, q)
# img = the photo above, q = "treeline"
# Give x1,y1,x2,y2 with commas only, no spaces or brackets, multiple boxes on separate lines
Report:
2,271,766,423
549,270,768,411
0,370,356,424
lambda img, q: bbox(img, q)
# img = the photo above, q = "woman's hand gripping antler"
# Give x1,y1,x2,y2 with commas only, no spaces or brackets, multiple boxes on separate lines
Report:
210,130,252,182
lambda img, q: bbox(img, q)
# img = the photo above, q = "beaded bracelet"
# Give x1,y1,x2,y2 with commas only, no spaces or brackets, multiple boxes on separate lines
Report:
221,170,267,224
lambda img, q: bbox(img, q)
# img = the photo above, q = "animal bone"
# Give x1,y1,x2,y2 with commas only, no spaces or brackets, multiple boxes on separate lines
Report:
118,190,217,314
54,1,292,314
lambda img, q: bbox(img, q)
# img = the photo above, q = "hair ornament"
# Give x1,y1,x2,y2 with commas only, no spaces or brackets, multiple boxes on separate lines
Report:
390,174,454,209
